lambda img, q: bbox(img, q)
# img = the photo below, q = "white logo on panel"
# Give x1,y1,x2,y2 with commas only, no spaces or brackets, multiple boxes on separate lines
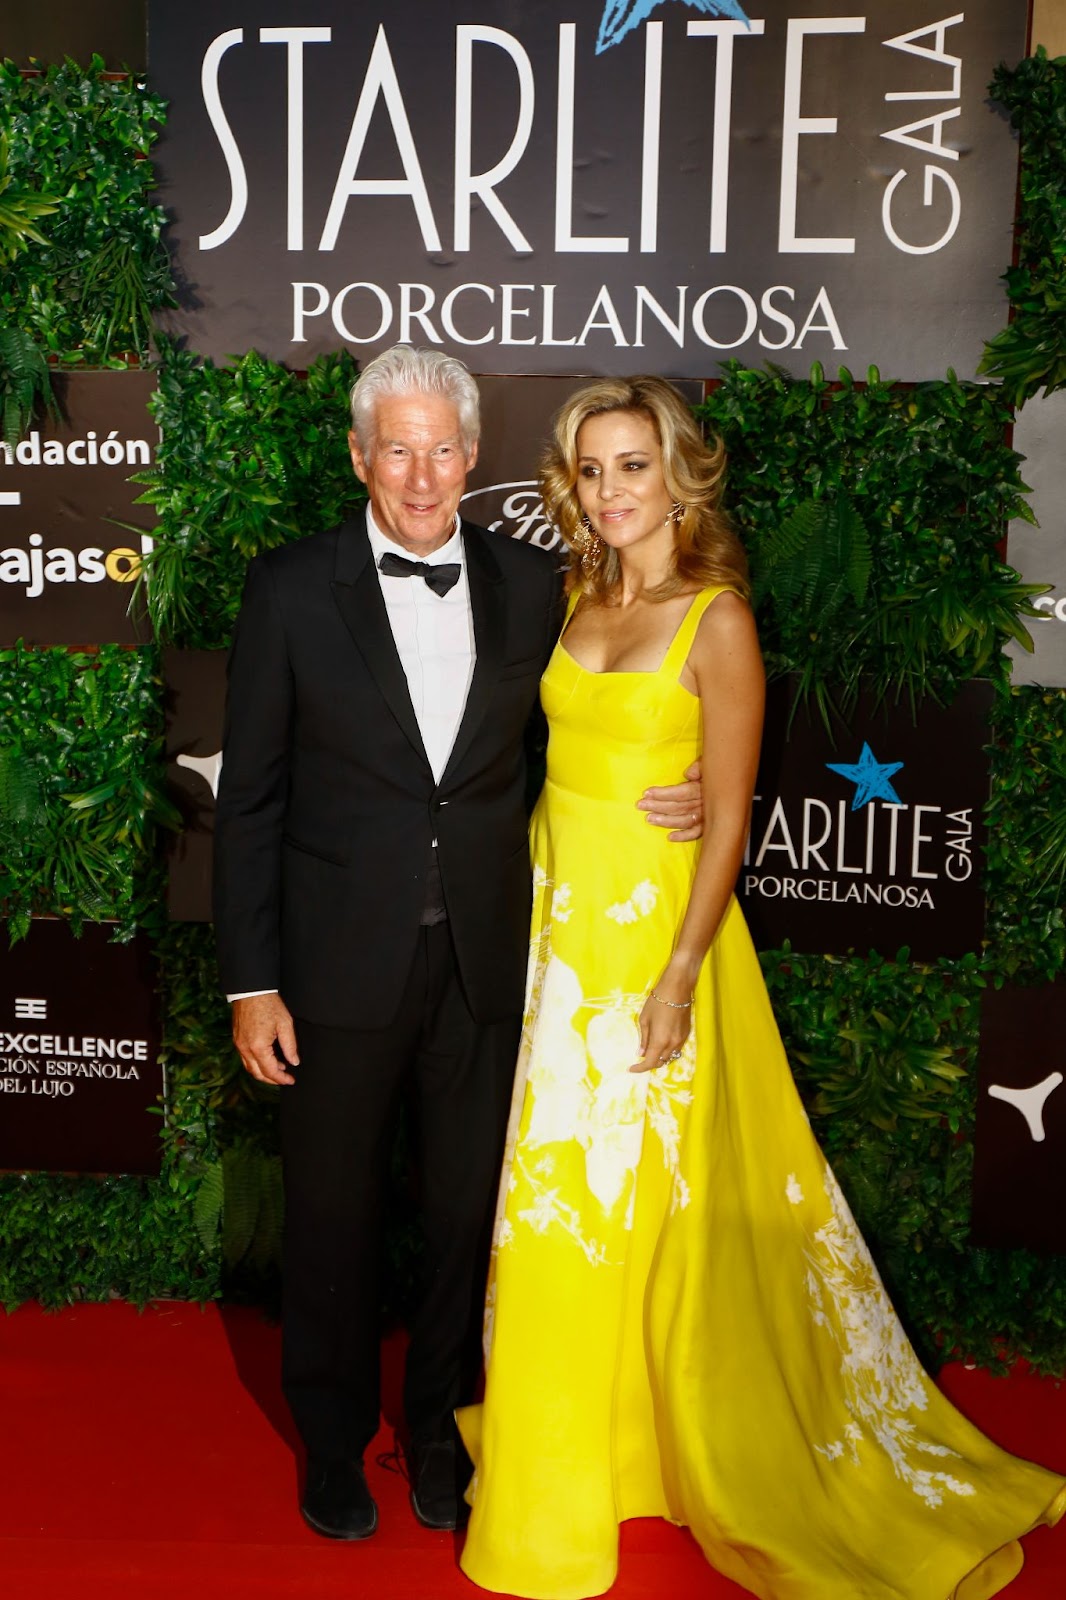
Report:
988,1072,1064,1143
461,483,562,551
176,750,224,799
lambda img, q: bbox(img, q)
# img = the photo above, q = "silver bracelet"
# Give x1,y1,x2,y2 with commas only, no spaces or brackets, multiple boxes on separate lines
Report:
649,989,692,1010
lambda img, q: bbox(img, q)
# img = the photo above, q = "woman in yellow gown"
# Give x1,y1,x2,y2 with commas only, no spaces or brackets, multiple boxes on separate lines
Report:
457,377,1065,1600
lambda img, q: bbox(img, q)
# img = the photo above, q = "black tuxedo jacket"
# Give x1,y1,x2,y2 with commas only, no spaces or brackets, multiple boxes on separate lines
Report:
213,514,561,1030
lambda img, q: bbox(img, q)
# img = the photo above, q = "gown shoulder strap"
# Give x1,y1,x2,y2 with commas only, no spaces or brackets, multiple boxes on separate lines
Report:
560,585,582,632
661,585,737,678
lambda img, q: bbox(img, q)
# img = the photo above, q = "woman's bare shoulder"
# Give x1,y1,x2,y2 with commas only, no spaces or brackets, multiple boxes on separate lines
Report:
696,586,756,635
689,587,762,677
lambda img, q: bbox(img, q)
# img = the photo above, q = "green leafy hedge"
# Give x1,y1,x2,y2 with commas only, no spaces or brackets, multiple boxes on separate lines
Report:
0,644,174,941
0,56,170,364
1,54,1065,1370
980,47,1066,403
131,343,366,648
699,365,1040,721
0,1165,213,1313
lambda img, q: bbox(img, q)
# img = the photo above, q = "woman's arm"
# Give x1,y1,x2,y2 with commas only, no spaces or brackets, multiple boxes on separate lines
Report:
631,590,765,1071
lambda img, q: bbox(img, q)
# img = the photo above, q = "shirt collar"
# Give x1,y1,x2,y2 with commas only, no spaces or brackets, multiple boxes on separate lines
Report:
365,501,463,566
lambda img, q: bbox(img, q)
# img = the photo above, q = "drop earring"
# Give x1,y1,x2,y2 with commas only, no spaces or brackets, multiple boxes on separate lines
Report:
668,501,685,526
577,513,603,575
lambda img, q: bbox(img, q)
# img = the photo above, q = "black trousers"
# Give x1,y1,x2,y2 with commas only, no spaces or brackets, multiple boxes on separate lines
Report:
279,922,520,1461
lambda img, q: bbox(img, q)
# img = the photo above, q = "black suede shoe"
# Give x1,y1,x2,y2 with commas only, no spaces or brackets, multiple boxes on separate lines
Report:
409,1437,468,1531
301,1458,378,1539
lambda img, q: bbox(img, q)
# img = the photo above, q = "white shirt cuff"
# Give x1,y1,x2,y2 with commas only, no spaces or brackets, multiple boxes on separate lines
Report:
226,989,279,1001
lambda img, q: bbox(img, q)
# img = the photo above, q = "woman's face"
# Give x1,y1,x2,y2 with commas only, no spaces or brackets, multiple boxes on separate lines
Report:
574,409,675,555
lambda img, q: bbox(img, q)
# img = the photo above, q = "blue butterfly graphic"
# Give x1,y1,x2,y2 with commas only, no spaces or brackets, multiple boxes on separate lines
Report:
597,0,752,55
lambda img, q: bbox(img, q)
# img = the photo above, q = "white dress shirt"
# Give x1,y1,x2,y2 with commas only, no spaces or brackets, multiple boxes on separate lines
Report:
227,506,476,1001
364,503,476,783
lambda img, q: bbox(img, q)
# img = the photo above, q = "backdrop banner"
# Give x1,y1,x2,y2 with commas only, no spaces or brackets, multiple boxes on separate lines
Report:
164,649,228,922
0,372,156,647
739,678,992,959
0,920,162,1176
971,981,1066,1254
1007,387,1066,689
4,1,147,70
148,0,1026,378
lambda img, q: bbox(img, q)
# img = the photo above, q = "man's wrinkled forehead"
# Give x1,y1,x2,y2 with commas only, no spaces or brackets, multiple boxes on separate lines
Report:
366,391,467,453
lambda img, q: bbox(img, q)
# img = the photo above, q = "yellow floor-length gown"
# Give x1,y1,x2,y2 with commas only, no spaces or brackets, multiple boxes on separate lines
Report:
458,587,1065,1600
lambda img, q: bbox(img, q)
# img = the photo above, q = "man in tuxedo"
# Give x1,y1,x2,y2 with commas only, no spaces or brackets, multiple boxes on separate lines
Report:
213,346,702,1540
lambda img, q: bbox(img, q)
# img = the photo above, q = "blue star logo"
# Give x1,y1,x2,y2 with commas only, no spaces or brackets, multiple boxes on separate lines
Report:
826,743,904,811
597,0,751,55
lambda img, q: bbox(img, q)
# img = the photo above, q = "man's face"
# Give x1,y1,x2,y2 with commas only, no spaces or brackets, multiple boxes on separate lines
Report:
349,393,478,555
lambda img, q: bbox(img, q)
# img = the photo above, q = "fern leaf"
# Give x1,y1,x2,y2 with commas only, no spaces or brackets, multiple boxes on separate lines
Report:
755,500,826,609
0,324,56,449
221,1147,261,1267
249,1155,284,1272
192,1161,224,1254
0,748,47,828
833,496,873,607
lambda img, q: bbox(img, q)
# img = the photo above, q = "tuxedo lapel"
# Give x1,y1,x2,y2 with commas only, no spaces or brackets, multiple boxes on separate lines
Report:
441,522,506,788
330,517,431,772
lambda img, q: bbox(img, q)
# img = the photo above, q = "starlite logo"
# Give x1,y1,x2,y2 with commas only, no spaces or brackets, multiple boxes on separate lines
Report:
742,735,975,910
596,0,750,54
826,742,904,809
188,7,976,362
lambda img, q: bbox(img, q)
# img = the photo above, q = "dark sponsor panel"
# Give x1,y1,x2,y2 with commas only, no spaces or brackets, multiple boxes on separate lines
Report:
739,680,992,959
0,920,161,1176
149,1,1026,378
0,371,157,646
164,649,229,922
971,983,1066,1254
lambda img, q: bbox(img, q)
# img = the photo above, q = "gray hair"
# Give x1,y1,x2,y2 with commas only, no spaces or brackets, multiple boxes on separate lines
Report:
349,345,481,454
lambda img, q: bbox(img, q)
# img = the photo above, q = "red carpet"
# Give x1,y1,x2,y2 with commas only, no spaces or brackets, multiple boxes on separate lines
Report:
1,1302,1064,1600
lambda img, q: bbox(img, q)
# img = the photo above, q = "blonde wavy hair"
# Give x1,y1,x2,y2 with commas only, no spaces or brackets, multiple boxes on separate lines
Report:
540,375,749,602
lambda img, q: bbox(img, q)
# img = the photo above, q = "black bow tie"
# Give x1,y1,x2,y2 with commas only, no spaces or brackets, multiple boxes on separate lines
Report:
378,550,462,596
